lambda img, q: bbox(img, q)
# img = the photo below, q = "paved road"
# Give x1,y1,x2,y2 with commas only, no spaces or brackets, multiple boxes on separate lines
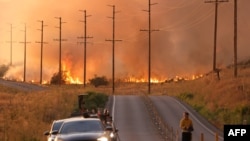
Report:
0,79,46,91
150,96,224,141
113,95,164,141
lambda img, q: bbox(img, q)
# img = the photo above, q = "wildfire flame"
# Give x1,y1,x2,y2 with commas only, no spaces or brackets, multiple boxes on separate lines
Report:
2,60,204,84
124,76,165,83
57,61,204,84
2,59,203,84
62,62,82,84
124,74,204,83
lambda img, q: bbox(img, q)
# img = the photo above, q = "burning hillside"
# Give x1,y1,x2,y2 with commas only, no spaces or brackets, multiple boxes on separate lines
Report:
1,0,250,84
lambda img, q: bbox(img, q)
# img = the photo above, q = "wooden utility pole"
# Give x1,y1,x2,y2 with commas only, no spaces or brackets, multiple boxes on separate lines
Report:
234,0,238,77
106,5,122,94
205,0,228,76
54,17,66,85
78,10,93,87
7,24,16,66
9,24,13,66
36,20,47,84
140,0,158,94
20,24,30,82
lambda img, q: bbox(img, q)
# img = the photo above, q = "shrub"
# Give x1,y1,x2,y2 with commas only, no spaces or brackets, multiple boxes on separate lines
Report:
50,71,66,84
178,92,194,100
0,64,9,77
82,91,108,111
193,104,204,112
89,75,109,87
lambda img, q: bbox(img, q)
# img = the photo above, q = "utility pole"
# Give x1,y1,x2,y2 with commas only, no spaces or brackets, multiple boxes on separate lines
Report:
20,24,30,82
7,24,15,66
106,5,122,94
78,10,93,87
36,20,47,84
234,0,238,77
140,0,159,94
9,24,13,66
54,17,66,85
205,0,228,75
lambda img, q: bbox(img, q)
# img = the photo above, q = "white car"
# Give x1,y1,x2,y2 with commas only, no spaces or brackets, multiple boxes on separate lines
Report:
52,118,115,141
44,117,84,141
44,119,65,141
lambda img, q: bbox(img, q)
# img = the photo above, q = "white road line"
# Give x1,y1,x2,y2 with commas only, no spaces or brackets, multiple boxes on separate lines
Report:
171,96,223,140
112,95,116,120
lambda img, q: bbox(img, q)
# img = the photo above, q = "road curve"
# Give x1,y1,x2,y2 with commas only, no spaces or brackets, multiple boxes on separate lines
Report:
0,79,46,91
113,95,163,141
150,96,223,141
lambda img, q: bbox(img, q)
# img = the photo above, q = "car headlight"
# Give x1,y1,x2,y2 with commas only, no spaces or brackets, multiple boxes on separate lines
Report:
110,132,115,138
97,137,108,141
54,138,64,141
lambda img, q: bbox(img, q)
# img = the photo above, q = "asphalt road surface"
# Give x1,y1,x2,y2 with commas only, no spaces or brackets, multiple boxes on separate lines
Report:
111,95,224,141
150,96,224,141
0,79,46,91
113,95,164,141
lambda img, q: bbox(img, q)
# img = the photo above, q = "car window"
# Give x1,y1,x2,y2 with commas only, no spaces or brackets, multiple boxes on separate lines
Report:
52,121,64,131
60,120,104,134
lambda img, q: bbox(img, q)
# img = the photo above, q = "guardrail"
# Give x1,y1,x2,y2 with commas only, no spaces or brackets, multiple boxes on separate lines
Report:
142,95,220,141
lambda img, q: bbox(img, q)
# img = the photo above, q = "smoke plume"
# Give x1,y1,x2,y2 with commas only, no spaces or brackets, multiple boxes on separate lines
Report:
0,0,250,82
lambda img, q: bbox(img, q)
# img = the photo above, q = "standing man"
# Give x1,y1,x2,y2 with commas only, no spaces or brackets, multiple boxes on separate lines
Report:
180,112,194,141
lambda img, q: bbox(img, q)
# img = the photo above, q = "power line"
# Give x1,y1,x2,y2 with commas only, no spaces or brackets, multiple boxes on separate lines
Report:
159,6,214,32
106,5,122,94
78,10,93,87
54,17,67,85
140,0,159,94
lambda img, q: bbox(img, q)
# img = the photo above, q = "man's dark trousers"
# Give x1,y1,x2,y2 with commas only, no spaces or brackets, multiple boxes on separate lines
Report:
182,132,191,141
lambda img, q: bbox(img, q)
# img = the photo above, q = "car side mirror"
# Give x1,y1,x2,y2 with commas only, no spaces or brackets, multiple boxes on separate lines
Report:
44,131,50,136
51,130,59,135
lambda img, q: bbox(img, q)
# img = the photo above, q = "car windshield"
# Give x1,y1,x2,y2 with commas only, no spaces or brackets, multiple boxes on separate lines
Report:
60,120,104,134
52,120,64,131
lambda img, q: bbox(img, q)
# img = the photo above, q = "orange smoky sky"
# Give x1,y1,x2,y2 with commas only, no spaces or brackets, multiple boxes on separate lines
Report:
0,0,250,82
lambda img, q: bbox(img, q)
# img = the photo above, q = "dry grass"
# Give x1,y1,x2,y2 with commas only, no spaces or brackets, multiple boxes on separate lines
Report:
0,85,88,141
102,66,250,129
152,67,250,129
0,66,250,140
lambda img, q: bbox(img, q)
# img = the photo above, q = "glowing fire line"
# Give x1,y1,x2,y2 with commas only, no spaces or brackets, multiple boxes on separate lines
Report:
62,63,82,84
2,60,204,84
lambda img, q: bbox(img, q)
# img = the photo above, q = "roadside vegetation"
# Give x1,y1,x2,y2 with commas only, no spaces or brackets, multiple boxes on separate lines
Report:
0,60,250,140
164,67,250,130
0,85,108,141
0,64,9,78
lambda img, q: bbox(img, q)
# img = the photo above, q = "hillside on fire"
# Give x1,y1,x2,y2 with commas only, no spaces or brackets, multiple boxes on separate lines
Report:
0,58,250,140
